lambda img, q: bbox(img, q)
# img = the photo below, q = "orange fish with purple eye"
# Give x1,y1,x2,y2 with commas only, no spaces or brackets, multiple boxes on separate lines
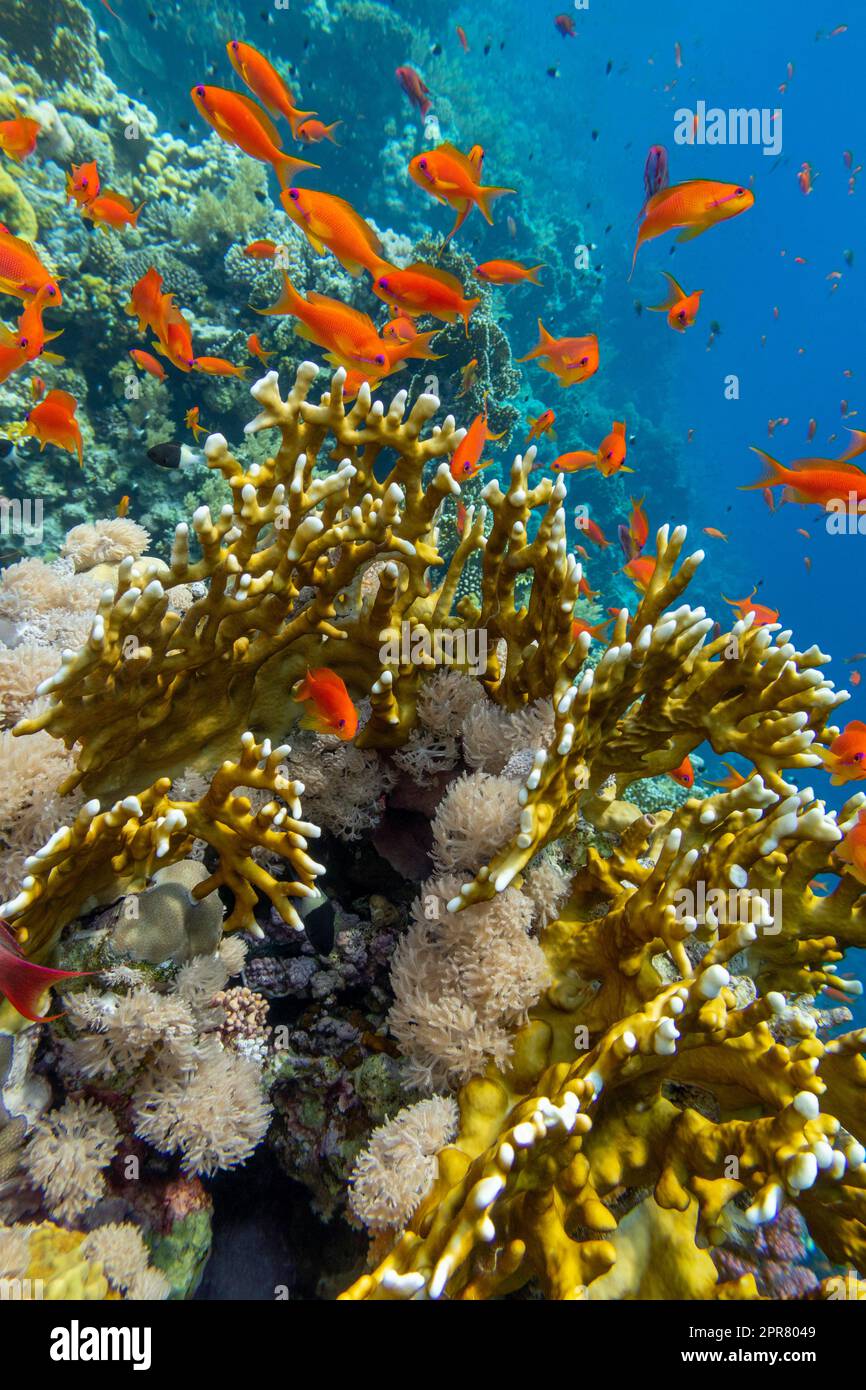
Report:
293,667,358,741
449,400,506,481
246,333,274,367
647,271,703,331
185,406,207,441
226,40,316,137
66,159,100,207
518,319,599,387
81,189,145,233
525,409,556,444
817,720,866,785
623,552,656,592
190,82,318,189
668,754,695,788
296,118,342,145
630,178,754,279
0,225,63,304
722,588,779,627
243,239,280,260
408,142,515,245
474,259,544,286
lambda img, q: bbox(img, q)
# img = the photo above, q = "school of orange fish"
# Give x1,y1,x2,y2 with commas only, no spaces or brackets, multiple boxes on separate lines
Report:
1,18,865,874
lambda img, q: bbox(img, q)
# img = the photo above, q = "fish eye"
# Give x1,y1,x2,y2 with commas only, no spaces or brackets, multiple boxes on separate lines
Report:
231,40,239,50
375,353,386,366
338,718,346,728
580,356,589,367
379,277,389,289
735,187,745,196
196,85,206,97
419,157,427,169
18,336,28,349
289,188,300,201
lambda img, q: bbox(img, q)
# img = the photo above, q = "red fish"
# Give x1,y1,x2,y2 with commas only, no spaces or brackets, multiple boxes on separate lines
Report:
373,262,479,332
243,239,280,259
628,496,649,553
572,616,612,643
247,333,274,367
837,810,866,885
66,159,100,207
706,761,748,790
294,667,358,740
578,517,610,549
474,258,544,286
396,66,432,121
624,553,657,593
630,179,754,279
0,921,92,1023
193,356,248,378
82,190,144,232
409,143,515,245
554,14,577,37
0,225,63,304
456,26,470,52
743,433,866,510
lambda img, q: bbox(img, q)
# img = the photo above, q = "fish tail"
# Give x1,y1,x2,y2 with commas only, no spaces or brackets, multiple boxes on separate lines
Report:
741,446,790,490
839,428,866,462
462,298,481,335
255,271,303,318
474,184,516,225
131,202,145,227
275,153,320,188
526,264,545,285
516,318,553,362
647,271,684,311
324,121,343,144
287,108,318,138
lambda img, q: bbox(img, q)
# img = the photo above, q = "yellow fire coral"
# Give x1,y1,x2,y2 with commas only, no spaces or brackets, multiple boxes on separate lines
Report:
0,731,324,960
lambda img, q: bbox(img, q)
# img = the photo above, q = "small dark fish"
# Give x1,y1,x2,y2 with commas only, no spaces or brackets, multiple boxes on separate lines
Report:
591,129,599,140
147,441,199,470
606,59,613,74
430,42,442,55
547,66,559,78
484,42,491,55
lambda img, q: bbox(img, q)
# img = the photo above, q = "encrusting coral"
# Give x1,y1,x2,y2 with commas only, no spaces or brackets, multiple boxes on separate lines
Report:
2,366,865,1302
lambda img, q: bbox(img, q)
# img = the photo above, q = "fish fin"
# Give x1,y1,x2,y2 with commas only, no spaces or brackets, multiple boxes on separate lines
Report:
406,262,465,293
254,271,303,317
675,223,709,242
275,153,320,189
741,446,788,490
323,121,342,143
619,464,635,472
838,428,866,462
439,200,472,249
41,352,65,364
613,420,626,436
516,318,554,362
647,271,686,310
526,264,545,284
474,184,516,224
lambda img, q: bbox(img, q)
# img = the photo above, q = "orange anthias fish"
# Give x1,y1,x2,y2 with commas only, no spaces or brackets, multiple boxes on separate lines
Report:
818,721,866,785
572,616,612,643
525,409,556,444
372,263,480,332
190,85,318,189
280,187,387,277
579,518,610,549
82,189,144,233
128,348,167,380
257,272,393,373
243,239,280,259
0,921,93,1023
125,266,169,335
630,179,754,278
294,667,358,741
382,314,418,342
647,271,703,331
722,588,779,626
14,284,63,361
66,159,100,207
707,760,748,790
597,421,629,476
743,431,866,509
517,320,599,387
836,809,866,885
551,422,628,477
624,553,657,593
185,405,207,441
226,40,316,137
116,495,130,518
296,118,342,145
23,389,83,465
450,401,505,482
193,356,248,379
0,225,62,303
457,357,479,396
0,115,40,162
409,143,515,244
30,375,46,400
628,495,649,553
668,754,695,789
247,333,274,367
474,258,544,286
154,305,196,373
